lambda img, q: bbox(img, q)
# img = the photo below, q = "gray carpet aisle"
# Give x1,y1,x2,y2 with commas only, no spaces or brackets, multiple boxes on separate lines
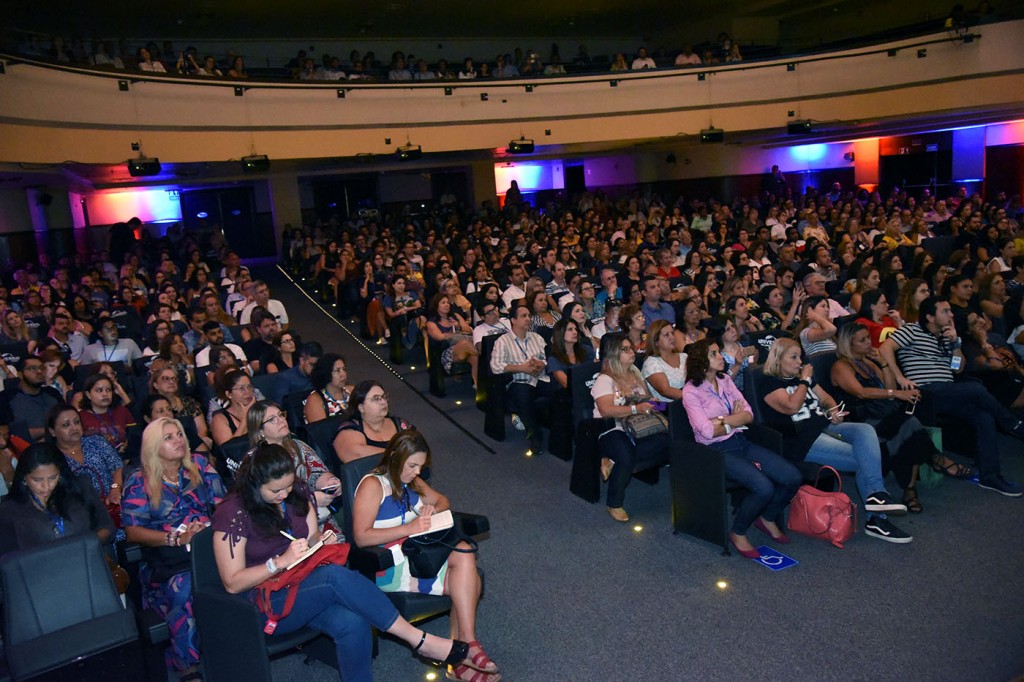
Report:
261,266,1024,682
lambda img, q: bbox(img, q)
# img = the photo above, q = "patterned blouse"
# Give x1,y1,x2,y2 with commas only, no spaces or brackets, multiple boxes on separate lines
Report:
121,454,225,534
64,435,123,496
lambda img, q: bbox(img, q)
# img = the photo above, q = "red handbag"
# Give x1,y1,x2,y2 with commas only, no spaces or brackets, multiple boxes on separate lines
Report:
254,543,350,634
787,466,858,548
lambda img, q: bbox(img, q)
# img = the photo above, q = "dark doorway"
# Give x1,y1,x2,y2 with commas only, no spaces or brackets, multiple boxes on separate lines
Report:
181,186,273,258
565,165,586,195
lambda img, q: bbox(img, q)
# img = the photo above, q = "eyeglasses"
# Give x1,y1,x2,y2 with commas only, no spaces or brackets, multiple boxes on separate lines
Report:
620,346,635,353
262,412,287,426
367,393,389,404
233,384,254,393
483,307,498,315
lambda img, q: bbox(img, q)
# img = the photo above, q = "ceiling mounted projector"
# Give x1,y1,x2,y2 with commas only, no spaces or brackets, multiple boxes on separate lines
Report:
507,138,535,154
396,145,422,161
787,120,813,135
127,157,161,176
241,154,270,172
700,128,724,143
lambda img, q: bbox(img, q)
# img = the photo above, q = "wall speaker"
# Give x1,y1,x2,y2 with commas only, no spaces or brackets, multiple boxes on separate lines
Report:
396,145,422,161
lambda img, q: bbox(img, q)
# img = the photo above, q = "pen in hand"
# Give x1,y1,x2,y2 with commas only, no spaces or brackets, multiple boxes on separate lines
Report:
279,530,297,541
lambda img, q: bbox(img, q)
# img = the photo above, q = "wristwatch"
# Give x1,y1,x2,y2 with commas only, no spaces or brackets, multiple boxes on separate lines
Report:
631,405,638,415
724,424,733,435
266,556,280,574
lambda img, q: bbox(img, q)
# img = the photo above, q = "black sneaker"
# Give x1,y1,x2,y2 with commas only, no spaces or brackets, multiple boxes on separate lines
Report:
865,516,913,544
864,491,908,515
978,476,1024,498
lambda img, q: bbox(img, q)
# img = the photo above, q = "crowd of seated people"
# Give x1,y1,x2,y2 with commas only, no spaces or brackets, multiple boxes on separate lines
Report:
0,216,503,681
284,176,1024,541
8,30,781,83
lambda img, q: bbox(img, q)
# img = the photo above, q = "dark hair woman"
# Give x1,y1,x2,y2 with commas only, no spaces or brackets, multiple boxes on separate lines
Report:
333,380,412,464
681,339,801,557
212,443,471,681
0,443,115,554
304,353,353,423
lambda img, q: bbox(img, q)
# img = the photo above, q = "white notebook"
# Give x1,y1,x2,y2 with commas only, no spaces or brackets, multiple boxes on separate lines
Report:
408,509,455,538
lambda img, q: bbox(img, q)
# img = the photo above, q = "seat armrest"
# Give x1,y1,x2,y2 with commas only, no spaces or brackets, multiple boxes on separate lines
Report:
744,423,784,454
121,542,143,565
349,545,394,578
453,512,490,537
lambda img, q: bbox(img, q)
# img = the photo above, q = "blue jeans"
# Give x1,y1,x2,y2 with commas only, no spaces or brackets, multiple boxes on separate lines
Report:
266,565,400,682
804,422,886,503
708,433,802,535
921,379,1016,479
599,430,670,508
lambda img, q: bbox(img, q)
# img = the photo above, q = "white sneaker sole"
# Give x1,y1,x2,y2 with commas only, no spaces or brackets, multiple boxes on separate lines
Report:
864,527,913,543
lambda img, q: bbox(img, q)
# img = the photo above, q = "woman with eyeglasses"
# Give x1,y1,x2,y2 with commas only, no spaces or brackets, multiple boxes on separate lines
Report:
333,381,412,464
303,353,354,423
246,400,341,531
591,333,669,522
426,293,479,387
264,330,298,374
210,369,256,447
149,359,212,452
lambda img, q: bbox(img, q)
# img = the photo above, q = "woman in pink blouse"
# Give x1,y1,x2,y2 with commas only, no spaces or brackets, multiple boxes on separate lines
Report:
681,338,802,559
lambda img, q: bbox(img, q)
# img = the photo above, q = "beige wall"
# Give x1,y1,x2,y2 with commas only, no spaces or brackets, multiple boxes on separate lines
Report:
1,20,1022,167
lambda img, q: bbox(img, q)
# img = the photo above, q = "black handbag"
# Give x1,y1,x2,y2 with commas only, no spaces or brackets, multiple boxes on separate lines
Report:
141,545,192,582
402,526,478,579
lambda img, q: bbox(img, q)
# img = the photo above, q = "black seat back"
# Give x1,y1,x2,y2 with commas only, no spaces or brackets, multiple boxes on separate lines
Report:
745,329,791,365
339,455,382,542
569,361,601,426
303,415,347,477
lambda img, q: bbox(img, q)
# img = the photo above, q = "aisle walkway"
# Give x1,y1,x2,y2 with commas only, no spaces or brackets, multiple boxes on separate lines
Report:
260,265,1024,682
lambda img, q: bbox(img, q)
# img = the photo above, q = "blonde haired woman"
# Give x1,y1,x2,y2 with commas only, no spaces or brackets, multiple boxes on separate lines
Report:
122,418,225,681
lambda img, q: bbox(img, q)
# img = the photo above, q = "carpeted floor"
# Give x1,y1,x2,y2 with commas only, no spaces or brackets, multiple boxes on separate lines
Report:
261,266,1024,682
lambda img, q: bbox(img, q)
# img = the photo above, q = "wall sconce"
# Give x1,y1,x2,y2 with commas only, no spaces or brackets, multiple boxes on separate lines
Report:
609,80,618,87
336,89,346,98
233,86,245,96
444,87,452,96
480,93,489,101
118,80,129,91
786,63,796,71
525,84,534,93
917,49,927,58
697,73,706,81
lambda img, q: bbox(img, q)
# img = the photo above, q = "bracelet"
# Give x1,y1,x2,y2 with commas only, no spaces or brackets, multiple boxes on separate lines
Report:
798,379,811,388
165,531,173,546
631,405,637,415
887,389,894,396
109,483,121,490
172,532,181,547
266,556,279,574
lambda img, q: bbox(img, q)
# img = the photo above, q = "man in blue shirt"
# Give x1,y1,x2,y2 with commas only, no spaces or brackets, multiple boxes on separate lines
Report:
640,276,675,326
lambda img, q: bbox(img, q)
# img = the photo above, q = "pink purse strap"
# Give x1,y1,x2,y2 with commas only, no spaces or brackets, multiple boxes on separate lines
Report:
812,465,843,493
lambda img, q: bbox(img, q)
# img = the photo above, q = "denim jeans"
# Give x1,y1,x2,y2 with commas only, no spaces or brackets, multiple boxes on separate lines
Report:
708,433,802,535
921,379,1016,480
266,565,400,682
804,422,886,502
598,430,670,508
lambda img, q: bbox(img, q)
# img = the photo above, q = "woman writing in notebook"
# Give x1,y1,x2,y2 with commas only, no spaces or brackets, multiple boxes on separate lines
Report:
212,443,474,681
351,429,500,682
